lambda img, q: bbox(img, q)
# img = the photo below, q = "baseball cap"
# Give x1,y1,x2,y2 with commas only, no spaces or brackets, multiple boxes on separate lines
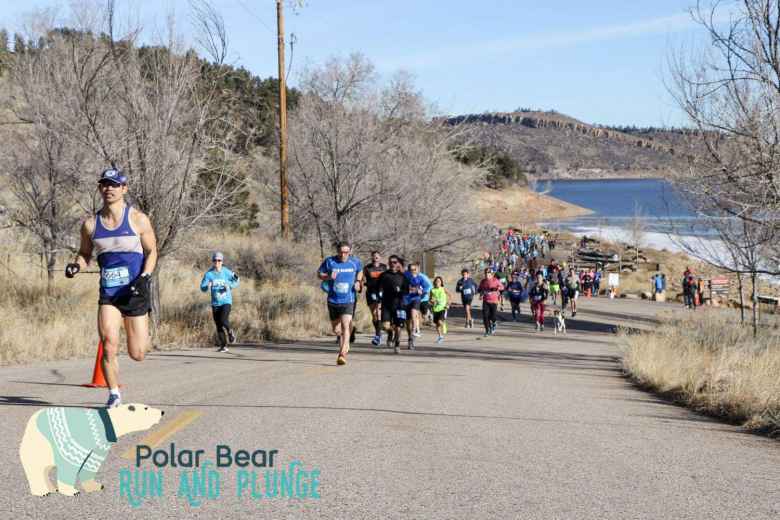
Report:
99,168,128,185
212,252,224,261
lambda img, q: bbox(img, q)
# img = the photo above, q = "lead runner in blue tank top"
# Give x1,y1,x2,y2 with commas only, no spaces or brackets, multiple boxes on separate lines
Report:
65,168,158,408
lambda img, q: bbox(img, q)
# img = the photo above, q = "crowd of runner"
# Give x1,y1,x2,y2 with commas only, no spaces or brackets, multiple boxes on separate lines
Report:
312,228,611,364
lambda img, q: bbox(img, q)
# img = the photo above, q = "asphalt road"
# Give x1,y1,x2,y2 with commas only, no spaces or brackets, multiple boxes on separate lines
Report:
2,297,779,519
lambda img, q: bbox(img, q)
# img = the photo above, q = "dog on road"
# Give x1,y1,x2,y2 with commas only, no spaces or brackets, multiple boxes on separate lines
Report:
553,309,566,335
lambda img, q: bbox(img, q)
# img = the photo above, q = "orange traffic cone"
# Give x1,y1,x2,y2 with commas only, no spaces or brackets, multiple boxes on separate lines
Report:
83,341,108,388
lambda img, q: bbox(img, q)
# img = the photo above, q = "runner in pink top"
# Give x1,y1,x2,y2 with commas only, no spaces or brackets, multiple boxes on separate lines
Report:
478,269,504,336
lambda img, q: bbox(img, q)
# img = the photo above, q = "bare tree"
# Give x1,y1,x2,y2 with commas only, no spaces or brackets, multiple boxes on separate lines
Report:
1,1,248,321
627,201,646,265
667,0,780,261
278,54,486,258
667,0,780,334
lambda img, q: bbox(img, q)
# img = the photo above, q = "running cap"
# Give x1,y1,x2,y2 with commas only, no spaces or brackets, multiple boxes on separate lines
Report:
212,251,224,261
99,168,127,185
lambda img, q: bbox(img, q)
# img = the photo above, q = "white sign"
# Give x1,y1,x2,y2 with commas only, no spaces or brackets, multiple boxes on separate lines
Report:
608,273,620,287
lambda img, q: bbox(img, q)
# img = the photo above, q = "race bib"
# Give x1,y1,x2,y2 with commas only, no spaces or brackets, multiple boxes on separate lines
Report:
334,282,351,294
396,309,407,320
463,288,472,296
102,266,129,288
369,292,380,302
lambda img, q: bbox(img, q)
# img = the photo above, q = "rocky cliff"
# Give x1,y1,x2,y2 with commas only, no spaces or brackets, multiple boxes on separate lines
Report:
439,111,689,178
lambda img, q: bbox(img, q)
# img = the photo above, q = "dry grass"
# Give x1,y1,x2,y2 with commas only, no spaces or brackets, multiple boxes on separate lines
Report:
621,311,780,435
0,232,372,365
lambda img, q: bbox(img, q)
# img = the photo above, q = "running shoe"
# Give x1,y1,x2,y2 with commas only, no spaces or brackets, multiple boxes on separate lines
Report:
227,330,237,344
105,393,121,408
217,346,229,353
535,323,540,331
371,335,381,346
408,338,415,350
337,354,347,366
436,335,444,344
413,330,421,338
483,331,490,337
572,311,577,317
394,337,401,354
540,324,545,331
386,331,394,347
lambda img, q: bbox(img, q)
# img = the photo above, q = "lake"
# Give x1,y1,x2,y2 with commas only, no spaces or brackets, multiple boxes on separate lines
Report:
534,178,708,237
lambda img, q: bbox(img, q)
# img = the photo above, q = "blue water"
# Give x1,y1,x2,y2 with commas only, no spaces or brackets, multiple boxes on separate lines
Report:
535,178,709,236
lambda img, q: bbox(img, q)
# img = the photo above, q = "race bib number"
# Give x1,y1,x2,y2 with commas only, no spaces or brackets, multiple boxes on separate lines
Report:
101,266,130,288
463,288,472,296
396,309,407,320
334,282,351,294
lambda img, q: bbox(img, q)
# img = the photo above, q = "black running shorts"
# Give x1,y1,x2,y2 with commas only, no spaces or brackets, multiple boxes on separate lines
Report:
328,303,354,321
98,290,150,318
433,310,447,324
366,291,382,305
381,305,406,326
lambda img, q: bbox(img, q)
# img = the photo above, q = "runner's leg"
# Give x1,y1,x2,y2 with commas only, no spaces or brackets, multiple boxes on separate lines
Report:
98,305,123,390
212,306,227,347
124,313,150,361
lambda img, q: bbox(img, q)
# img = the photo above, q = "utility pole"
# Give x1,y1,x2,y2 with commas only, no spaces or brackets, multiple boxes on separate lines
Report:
277,0,290,239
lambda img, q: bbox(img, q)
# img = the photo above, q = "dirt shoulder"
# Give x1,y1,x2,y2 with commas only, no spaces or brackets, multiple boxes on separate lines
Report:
478,187,592,227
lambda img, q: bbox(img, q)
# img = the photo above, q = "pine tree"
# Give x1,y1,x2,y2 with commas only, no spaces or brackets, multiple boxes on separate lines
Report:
13,32,25,54
0,29,9,52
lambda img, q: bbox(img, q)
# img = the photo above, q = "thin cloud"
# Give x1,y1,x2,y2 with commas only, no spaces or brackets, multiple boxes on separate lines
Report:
383,11,727,70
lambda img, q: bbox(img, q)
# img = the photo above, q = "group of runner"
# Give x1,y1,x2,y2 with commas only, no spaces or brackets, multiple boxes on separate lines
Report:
316,245,455,364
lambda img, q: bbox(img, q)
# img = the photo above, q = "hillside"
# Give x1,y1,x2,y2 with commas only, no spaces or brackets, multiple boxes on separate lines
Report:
441,111,690,179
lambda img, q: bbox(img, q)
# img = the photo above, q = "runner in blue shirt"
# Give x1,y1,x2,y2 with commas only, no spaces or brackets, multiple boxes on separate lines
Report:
403,263,432,349
317,242,364,365
200,251,239,352
455,269,478,328
506,272,527,321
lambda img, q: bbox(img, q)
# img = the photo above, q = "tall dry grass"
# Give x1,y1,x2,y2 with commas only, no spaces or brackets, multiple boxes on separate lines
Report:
621,311,780,435
0,232,372,365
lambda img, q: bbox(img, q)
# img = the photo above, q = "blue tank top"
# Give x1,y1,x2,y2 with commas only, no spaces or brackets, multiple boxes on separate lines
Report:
92,206,145,298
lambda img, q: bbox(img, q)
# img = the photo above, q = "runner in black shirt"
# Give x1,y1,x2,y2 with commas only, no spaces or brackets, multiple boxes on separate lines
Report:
378,255,409,354
363,251,388,346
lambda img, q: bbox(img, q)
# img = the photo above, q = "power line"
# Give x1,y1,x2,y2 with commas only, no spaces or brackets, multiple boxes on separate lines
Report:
235,0,275,34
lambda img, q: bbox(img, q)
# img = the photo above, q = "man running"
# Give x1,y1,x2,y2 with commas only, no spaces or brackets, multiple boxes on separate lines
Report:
529,273,549,331
403,263,431,349
317,242,363,365
200,252,239,352
565,268,580,317
66,168,157,408
455,269,478,328
478,268,504,337
363,251,387,346
506,271,526,321
379,255,409,354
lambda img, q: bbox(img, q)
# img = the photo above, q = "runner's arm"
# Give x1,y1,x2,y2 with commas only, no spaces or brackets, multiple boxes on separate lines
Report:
228,268,239,288
73,216,94,270
133,211,158,276
200,272,211,292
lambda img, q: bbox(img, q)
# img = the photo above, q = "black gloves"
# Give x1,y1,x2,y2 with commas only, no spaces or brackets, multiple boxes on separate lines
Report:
65,263,80,278
130,273,152,297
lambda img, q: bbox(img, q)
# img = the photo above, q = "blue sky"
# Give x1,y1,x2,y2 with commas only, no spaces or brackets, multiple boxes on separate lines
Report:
0,1,714,126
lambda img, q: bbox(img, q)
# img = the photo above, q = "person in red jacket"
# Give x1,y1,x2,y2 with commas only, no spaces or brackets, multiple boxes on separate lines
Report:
478,269,504,337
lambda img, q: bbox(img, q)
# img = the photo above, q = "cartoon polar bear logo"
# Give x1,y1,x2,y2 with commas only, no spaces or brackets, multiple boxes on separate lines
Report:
19,404,164,496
